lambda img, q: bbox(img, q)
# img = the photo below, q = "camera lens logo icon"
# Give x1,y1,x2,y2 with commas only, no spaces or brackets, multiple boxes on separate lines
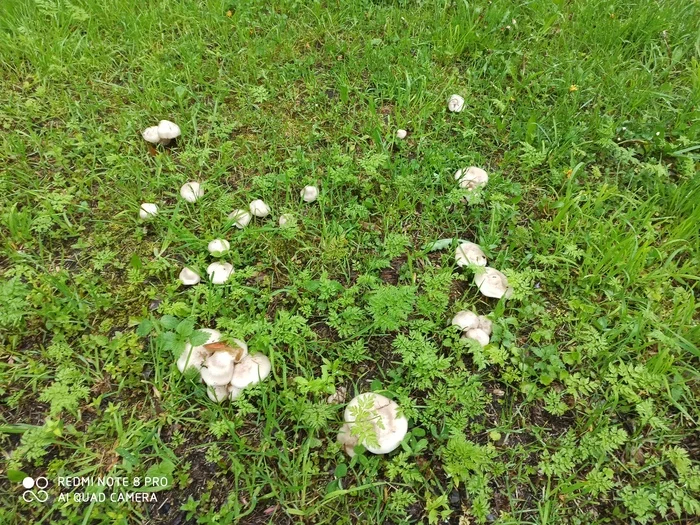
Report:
22,477,49,503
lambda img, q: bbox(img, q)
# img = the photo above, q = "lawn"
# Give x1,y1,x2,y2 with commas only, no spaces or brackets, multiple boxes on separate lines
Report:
1,0,699,523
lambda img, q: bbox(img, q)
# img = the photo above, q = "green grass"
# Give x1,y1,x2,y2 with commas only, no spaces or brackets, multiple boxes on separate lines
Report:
1,0,699,523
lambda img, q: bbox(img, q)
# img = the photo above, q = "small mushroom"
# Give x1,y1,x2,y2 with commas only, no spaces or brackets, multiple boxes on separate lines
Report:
279,214,295,228
179,267,201,286
447,94,465,113
180,182,203,203
451,310,479,331
229,209,252,229
142,126,161,145
474,268,513,299
177,328,221,373
455,167,488,191
341,393,408,456
230,353,272,389
463,328,490,346
477,315,493,336
301,185,319,203
228,385,243,401
396,129,407,139
207,385,229,403
327,386,347,405
139,203,159,220
249,199,270,218
207,262,234,284
207,239,230,257
455,241,487,267
156,120,181,145
337,423,359,457
200,351,235,386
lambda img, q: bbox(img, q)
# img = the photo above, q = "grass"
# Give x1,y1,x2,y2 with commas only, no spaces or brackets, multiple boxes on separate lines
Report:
0,0,699,523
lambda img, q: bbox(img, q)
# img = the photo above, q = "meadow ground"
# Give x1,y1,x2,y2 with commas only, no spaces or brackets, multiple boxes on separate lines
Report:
1,0,699,524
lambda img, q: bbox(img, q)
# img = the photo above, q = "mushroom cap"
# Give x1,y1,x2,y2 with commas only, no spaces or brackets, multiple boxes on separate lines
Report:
447,94,465,113
200,351,235,386
464,328,490,346
327,386,347,405
477,315,493,336
207,239,230,257
396,129,407,139
177,328,221,373
343,393,408,455
278,213,294,227
142,126,161,144
455,241,487,267
474,268,512,299
455,166,488,191
207,262,234,284
301,185,319,203
139,203,159,220
180,182,203,203
249,199,270,217
228,385,243,401
157,120,181,140
230,353,271,389
207,385,229,403
337,422,359,457
179,267,201,286
451,310,479,331
229,209,252,229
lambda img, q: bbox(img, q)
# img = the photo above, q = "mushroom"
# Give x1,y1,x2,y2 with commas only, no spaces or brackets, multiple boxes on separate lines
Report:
228,385,244,401
477,315,493,336
337,423,360,457
301,185,319,203
451,310,479,331
156,120,181,145
327,386,347,405
177,328,221,373
207,262,234,284
230,353,272,389
229,209,252,229
463,328,490,346
200,351,235,387
279,214,295,227
455,167,488,191
447,94,465,113
396,129,407,140
142,126,161,145
207,385,229,403
180,182,203,203
455,241,487,267
249,199,270,218
474,268,513,299
340,393,408,456
139,203,159,220
207,239,230,257
179,267,201,286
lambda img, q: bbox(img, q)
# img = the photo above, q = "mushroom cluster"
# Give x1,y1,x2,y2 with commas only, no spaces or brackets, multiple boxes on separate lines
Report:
177,329,271,403
142,120,181,146
452,310,493,346
454,240,512,299
337,393,408,457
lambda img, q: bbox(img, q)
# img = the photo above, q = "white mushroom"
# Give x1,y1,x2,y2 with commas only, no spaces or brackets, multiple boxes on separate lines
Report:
230,353,272,389
455,166,488,191
451,310,479,331
474,268,513,299
278,213,294,227
207,385,229,403
301,185,319,203
177,328,221,373
156,120,181,145
142,126,161,145
200,351,235,386
178,267,201,286
180,182,203,203
447,94,465,113
207,239,230,257
464,328,490,346
228,385,243,401
249,199,270,218
396,129,407,139
477,315,493,336
139,203,159,220
327,386,347,405
229,209,252,229
207,262,234,284
455,241,487,267
337,423,359,457
341,393,408,455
